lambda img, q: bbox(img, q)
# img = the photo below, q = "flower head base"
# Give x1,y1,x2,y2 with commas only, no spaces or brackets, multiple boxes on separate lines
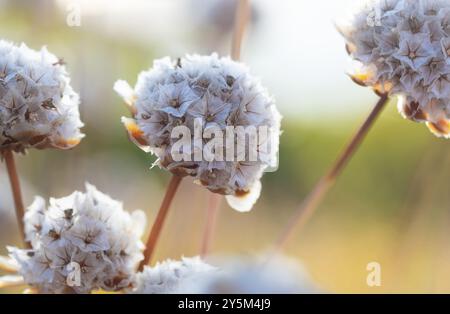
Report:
339,0,450,137
115,54,282,212
130,256,216,294
9,184,146,294
178,254,319,294
0,40,84,153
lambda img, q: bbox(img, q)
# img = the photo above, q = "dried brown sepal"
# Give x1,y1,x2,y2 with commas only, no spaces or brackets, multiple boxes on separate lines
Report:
121,117,150,151
426,119,450,137
401,101,428,122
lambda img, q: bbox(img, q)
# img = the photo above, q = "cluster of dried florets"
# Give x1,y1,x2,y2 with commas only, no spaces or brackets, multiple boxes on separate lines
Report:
7,184,145,294
0,40,83,153
115,54,281,212
130,256,216,294
339,0,450,137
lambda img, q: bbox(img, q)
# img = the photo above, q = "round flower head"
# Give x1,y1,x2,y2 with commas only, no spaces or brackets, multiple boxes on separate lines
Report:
178,254,319,294
115,54,281,212
339,0,450,137
0,40,83,153
8,184,146,294
130,256,216,294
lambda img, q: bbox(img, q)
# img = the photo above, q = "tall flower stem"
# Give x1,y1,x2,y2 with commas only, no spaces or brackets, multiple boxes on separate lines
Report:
200,193,222,257
3,150,29,248
139,175,182,271
231,0,251,61
273,94,389,252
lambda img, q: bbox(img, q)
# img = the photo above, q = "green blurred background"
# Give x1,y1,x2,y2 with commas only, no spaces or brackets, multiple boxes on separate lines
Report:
1,0,450,293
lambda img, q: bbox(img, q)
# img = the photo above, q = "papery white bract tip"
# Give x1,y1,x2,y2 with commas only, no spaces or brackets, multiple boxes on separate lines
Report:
114,80,135,106
225,180,262,212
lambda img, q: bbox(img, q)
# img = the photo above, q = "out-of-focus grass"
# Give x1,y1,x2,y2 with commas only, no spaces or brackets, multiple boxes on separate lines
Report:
1,1,450,294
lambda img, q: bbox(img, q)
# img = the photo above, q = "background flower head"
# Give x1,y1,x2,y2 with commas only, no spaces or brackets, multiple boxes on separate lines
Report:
0,40,84,153
131,256,215,294
338,0,450,137
177,254,320,294
8,183,146,294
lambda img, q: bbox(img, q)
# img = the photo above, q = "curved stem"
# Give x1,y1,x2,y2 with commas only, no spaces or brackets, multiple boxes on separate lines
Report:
200,193,222,258
273,94,389,252
3,150,29,248
138,175,182,271
231,0,251,61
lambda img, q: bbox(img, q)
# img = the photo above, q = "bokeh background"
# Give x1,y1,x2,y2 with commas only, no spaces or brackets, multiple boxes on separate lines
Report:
1,0,450,293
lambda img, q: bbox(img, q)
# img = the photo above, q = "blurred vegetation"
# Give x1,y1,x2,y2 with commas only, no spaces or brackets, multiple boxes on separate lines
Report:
1,0,450,294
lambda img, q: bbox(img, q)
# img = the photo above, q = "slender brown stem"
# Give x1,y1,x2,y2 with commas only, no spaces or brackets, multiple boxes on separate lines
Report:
273,94,389,252
200,193,222,258
3,150,29,248
138,175,182,271
231,0,251,61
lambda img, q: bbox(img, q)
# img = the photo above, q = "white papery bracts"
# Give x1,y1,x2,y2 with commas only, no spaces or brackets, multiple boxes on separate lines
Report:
115,54,281,212
339,0,450,137
8,184,146,294
130,256,216,294
0,40,84,153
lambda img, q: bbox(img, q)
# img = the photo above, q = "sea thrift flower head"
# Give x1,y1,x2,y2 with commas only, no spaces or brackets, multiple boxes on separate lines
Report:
339,0,450,137
8,184,146,294
179,254,319,294
131,256,216,294
0,40,83,153
115,54,281,212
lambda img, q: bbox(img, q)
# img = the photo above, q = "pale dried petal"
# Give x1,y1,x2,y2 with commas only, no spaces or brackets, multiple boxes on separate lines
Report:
225,180,262,212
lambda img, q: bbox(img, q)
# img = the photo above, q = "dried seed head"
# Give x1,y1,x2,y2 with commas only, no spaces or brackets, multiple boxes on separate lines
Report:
115,54,282,212
0,40,84,153
9,184,146,294
339,0,450,137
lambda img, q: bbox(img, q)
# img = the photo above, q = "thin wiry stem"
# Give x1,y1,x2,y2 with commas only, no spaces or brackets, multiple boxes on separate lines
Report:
3,150,29,248
273,94,389,252
138,175,182,271
231,0,251,61
200,193,222,258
